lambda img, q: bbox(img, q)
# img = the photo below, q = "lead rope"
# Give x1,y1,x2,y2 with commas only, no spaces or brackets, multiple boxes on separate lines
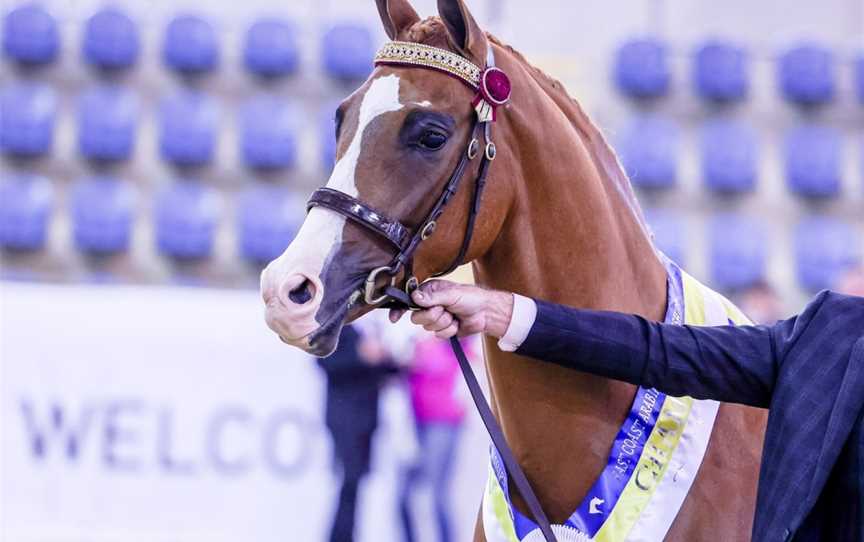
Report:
384,286,558,542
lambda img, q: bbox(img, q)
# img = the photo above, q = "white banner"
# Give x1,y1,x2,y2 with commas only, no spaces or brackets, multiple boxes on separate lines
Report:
0,282,488,542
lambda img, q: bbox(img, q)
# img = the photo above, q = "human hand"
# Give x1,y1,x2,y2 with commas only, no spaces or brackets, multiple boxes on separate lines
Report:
389,280,514,339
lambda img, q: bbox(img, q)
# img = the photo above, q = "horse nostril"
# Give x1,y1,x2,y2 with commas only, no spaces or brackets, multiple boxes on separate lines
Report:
288,278,315,305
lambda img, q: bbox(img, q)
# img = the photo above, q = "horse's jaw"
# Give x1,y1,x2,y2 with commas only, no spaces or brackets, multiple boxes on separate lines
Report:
305,312,347,357
304,290,384,357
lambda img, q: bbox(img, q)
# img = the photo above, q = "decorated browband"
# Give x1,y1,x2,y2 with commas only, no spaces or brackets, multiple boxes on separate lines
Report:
374,41,511,123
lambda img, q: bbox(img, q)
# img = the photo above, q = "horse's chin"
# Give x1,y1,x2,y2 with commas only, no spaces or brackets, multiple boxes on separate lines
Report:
307,296,391,356
306,328,342,357
307,304,350,357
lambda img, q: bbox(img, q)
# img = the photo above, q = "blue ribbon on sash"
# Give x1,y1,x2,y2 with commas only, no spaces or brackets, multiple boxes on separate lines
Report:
490,254,686,540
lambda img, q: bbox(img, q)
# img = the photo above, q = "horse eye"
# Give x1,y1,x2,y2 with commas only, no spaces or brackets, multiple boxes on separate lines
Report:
419,130,447,150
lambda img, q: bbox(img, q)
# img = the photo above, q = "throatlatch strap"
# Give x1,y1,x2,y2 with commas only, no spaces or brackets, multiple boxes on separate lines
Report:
383,286,558,542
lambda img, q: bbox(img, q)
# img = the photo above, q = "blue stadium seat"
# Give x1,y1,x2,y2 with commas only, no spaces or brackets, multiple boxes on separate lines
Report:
0,82,56,156
785,125,841,198
244,18,299,77
779,44,835,106
240,97,298,169
795,217,860,291
2,3,59,64
82,6,140,69
78,85,138,161
709,214,766,290
238,185,302,263
155,181,221,260
0,173,53,250
320,102,339,169
162,14,219,73
701,119,758,193
644,209,686,266
613,38,669,99
322,23,374,80
618,115,678,189
70,177,135,254
693,40,748,102
159,91,218,166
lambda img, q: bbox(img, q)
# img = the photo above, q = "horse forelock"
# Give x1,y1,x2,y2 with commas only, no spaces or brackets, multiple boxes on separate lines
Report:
401,17,453,49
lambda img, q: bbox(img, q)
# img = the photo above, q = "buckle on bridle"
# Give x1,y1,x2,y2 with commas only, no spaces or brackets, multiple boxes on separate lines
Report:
467,138,479,160
485,142,497,160
364,265,398,305
420,221,437,240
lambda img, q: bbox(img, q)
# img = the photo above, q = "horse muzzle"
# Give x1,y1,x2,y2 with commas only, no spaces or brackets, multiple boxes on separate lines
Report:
261,263,324,343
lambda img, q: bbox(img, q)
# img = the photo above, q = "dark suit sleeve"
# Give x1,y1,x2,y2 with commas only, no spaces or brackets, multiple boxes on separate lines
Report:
515,292,831,408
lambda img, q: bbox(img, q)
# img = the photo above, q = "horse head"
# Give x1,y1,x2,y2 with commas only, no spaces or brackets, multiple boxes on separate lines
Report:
260,0,516,356
260,4,769,537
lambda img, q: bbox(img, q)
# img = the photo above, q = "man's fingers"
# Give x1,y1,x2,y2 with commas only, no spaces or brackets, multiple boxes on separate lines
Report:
435,321,459,339
411,305,443,327
389,308,405,323
412,280,461,308
426,310,454,333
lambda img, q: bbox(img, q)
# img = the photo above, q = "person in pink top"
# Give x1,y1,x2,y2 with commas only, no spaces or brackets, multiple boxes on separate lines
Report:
399,333,477,542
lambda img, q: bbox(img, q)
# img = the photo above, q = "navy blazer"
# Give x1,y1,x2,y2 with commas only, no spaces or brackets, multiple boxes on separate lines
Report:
516,291,864,542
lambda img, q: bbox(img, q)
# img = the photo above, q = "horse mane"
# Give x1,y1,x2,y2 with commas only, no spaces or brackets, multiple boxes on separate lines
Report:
403,17,650,232
486,35,651,231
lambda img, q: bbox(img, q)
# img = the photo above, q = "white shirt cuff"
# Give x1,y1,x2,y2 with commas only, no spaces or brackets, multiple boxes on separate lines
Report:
497,294,537,352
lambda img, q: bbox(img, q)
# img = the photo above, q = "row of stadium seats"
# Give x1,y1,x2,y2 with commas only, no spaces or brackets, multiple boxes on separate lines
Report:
616,115,843,198
0,174,302,263
8,1,859,103
1,172,859,292
615,38,864,106
2,3,374,80
8,2,860,103
618,116,855,196
3,80,857,193
646,210,861,292
0,83,336,168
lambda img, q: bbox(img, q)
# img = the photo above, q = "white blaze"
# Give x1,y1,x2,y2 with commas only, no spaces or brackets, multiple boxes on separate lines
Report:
263,74,404,294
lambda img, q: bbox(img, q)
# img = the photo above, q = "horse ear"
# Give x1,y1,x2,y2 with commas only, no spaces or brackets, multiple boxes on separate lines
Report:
375,0,420,40
437,0,488,64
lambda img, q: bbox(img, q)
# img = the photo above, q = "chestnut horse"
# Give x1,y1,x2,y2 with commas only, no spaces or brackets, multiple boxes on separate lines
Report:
261,0,767,539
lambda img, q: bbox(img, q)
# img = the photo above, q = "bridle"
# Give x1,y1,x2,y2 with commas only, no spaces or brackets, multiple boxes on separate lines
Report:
306,41,559,542
308,110,489,306
307,41,505,307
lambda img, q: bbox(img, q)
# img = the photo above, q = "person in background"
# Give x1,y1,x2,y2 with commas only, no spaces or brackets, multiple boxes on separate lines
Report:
735,281,785,324
838,265,864,296
398,333,476,542
317,324,398,542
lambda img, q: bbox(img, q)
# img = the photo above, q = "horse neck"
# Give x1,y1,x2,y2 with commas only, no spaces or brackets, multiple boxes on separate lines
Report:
468,47,672,519
475,49,667,319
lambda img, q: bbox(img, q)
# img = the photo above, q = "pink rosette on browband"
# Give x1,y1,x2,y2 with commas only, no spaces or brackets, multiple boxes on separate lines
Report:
473,67,512,122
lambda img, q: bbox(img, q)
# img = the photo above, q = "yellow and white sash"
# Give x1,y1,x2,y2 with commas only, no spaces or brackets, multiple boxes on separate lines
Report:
483,268,751,542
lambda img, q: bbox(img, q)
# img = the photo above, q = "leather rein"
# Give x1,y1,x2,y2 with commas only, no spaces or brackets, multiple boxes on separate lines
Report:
306,42,558,542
